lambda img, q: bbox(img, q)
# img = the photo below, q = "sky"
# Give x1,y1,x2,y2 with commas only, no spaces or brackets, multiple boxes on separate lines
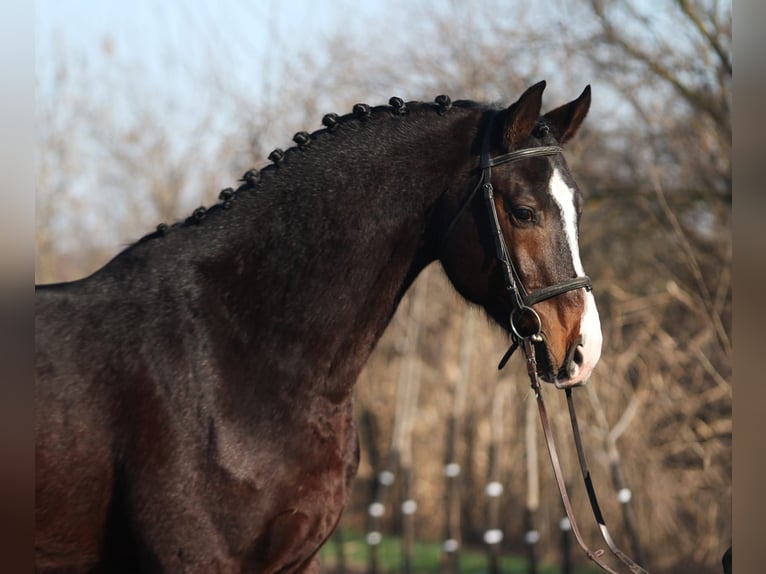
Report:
36,1,346,66
35,0,689,123
36,0,405,108
35,0,729,134
35,1,604,108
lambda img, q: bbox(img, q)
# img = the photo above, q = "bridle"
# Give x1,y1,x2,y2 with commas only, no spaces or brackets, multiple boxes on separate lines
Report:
443,112,651,573
441,111,592,373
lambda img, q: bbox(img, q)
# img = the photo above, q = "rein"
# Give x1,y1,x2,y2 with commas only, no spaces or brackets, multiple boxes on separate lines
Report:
522,338,650,574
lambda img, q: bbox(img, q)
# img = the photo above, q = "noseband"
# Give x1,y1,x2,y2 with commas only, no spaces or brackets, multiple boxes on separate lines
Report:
442,112,592,369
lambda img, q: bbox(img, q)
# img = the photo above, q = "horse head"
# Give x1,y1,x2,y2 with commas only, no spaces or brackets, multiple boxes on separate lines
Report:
440,81,602,387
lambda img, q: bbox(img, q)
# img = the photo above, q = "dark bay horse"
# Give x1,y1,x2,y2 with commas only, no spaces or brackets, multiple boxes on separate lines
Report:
35,81,602,572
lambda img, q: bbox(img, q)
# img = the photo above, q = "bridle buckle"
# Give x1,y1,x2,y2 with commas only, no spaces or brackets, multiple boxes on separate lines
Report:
510,305,542,341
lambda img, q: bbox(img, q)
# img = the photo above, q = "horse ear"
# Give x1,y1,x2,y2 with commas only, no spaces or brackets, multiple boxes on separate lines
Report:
543,85,591,144
501,81,546,148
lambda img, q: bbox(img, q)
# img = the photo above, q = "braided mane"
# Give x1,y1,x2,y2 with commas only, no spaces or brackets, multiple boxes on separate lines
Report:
140,95,486,243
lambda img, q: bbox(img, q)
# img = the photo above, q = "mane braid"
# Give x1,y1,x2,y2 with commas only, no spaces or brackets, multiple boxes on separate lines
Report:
137,95,470,244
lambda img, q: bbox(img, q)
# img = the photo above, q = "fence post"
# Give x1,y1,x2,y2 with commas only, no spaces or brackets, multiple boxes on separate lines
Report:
485,380,508,574
559,514,573,574
441,307,474,573
442,414,461,574
524,390,540,574
391,274,426,574
365,464,394,574
331,527,346,573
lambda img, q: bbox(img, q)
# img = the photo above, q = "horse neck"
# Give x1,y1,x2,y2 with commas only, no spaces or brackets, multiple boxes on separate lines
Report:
178,107,480,401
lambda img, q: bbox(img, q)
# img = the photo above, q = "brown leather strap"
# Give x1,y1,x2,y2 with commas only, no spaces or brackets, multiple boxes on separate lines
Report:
565,389,650,574
523,338,624,574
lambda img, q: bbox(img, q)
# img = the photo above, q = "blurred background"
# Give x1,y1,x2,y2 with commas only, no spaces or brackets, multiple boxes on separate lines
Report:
35,1,730,572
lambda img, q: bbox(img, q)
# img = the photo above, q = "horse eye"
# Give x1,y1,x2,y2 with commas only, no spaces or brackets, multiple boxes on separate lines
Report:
511,207,536,224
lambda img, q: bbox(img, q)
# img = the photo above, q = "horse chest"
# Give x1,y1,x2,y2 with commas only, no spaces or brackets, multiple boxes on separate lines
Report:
211,395,358,495
196,398,358,569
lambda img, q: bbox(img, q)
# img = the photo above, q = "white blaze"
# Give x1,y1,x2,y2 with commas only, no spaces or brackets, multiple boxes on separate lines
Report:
548,168,602,384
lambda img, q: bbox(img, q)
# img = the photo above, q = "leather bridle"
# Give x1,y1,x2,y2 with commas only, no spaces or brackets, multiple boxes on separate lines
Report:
441,111,592,371
443,112,651,573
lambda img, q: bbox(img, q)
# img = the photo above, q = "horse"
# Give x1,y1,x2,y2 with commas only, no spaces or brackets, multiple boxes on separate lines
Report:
35,80,602,572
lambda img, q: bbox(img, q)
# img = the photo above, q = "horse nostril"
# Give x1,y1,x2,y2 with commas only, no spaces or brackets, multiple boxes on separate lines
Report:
563,338,585,379
565,347,584,379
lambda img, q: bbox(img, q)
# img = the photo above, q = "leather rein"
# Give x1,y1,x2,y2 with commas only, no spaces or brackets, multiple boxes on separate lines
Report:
524,338,649,574
444,113,650,573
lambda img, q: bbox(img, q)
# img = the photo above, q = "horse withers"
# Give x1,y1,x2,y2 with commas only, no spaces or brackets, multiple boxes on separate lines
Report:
35,81,601,572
